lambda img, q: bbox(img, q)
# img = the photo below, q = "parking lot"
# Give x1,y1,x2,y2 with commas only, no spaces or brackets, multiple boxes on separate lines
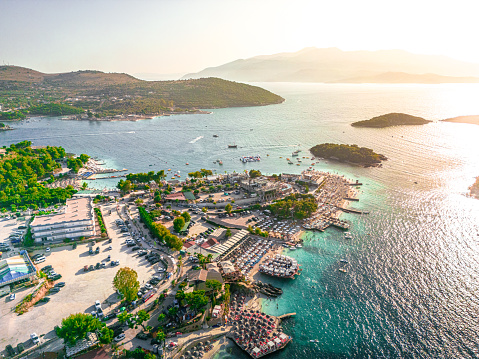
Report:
0,207,163,348
0,217,28,259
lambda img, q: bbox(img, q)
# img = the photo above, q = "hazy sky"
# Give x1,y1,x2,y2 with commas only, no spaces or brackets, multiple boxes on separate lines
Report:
1,0,478,76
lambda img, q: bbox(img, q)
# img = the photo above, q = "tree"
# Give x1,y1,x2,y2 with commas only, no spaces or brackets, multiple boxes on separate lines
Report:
158,313,166,322
180,211,191,222
113,267,140,302
225,203,232,213
202,207,207,213
200,169,213,179
185,290,209,310
156,329,166,346
135,310,150,330
225,229,232,238
206,279,222,295
55,313,102,345
82,182,88,190
168,306,179,317
117,311,133,326
173,216,185,233
98,326,114,344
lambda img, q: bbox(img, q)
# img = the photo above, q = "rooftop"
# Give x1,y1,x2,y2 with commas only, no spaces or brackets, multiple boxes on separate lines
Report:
0,252,36,287
31,197,93,227
165,192,187,201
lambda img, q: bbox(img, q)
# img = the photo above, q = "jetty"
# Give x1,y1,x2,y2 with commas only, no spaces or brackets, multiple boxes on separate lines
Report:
277,313,296,320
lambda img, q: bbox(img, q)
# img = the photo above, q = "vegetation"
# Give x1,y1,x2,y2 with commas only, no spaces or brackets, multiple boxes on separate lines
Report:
28,103,84,116
310,143,387,166
113,267,140,302
173,217,185,233
0,141,77,210
94,208,106,234
67,154,89,173
269,193,318,220
56,313,112,345
225,203,233,213
0,66,284,119
138,206,183,250
351,113,431,128
180,211,191,222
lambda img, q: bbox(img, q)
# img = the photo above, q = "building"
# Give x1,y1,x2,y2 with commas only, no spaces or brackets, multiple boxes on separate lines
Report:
218,260,243,281
0,251,36,288
30,198,95,243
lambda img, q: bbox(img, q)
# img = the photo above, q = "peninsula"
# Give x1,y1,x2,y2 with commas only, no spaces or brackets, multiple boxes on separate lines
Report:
0,66,284,121
351,113,431,128
443,115,479,126
470,177,479,199
310,143,387,167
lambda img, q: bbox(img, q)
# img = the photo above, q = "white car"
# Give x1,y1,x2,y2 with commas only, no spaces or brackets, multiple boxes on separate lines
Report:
9,293,15,301
31,333,40,344
45,247,51,252
114,333,126,342
144,283,153,290
95,300,101,310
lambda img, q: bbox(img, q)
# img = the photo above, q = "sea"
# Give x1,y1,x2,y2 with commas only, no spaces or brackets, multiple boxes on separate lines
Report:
2,83,479,358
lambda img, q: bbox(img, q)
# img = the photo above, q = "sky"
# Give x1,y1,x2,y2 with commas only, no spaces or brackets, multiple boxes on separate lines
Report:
1,0,478,77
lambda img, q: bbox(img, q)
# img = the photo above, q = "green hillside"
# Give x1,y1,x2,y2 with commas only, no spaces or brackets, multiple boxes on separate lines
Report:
0,66,284,119
351,113,431,128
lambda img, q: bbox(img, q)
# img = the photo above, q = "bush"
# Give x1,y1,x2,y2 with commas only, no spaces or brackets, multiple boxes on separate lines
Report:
17,343,24,353
5,345,15,356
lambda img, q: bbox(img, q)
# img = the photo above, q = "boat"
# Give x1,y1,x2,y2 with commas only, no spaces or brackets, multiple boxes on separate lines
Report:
339,268,348,273
289,246,296,250
240,155,261,163
296,164,300,166
296,244,302,248
288,161,293,164
213,134,219,137
228,144,238,148
310,339,319,343
340,259,348,264
186,163,189,165
219,161,223,165
292,151,299,157
344,232,353,240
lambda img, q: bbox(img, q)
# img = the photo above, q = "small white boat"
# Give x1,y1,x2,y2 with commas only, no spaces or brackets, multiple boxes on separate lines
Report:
310,339,319,343
296,244,302,248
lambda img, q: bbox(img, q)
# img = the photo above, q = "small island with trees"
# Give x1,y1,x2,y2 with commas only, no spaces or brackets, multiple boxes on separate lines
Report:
351,113,431,128
310,143,387,167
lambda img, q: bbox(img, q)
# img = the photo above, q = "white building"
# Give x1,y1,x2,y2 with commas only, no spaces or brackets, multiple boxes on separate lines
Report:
30,197,95,243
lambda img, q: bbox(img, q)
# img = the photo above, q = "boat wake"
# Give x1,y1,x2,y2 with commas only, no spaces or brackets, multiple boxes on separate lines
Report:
189,136,204,143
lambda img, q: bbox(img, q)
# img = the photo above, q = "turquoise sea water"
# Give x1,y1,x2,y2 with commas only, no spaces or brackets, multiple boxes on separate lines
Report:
3,83,479,358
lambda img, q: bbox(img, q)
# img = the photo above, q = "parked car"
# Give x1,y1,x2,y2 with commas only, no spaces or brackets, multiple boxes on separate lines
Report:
9,293,15,301
89,248,94,255
89,265,95,271
114,333,126,342
136,332,148,340
31,333,40,344
95,247,100,254
45,247,51,252
55,282,66,287
49,287,60,294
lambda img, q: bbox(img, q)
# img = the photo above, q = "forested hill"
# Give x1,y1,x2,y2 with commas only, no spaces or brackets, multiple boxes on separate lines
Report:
310,143,387,167
352,113,431,128
0,66,284,118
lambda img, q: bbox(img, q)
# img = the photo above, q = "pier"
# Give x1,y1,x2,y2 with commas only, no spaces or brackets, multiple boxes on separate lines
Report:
277,313,296,320
337,207,368,215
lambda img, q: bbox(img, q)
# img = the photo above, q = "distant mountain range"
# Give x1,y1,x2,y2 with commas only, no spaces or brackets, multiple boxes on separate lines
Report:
182,47,479,83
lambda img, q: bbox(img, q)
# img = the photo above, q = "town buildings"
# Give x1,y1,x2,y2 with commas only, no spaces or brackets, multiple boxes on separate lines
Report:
30,197,95,243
